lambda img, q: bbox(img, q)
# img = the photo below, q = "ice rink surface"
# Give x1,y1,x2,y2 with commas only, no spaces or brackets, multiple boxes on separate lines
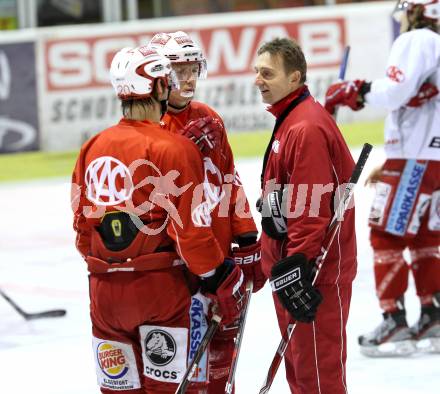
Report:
1,147,439,394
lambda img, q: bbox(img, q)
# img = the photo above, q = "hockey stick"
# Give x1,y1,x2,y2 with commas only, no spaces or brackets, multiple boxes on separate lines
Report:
0,288,67,321
175,313,222,394
259,143,373,394
338,45,351,81
333,45,351,119
224,280,254,394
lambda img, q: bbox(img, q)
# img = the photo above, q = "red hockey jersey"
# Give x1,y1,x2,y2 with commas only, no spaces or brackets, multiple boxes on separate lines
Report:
162,101,257,256
72,118,224,275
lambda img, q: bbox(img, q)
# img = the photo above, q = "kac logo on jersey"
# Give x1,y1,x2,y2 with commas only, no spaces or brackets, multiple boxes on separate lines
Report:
272,140,280,153
85,156,134,206
145,330,176,366
386,65,405,83
192,158,225,227
96,342,129,379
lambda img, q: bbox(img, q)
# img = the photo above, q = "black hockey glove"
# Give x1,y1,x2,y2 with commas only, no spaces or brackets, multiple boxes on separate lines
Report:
270,254,322,323
257,188,287,240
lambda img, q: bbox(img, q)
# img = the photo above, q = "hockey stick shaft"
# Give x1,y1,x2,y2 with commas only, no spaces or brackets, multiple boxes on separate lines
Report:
225,281,254,394
175,313,222,394
0,288,66,320
338,45,351,80
333,45,351,120
259,143,372,394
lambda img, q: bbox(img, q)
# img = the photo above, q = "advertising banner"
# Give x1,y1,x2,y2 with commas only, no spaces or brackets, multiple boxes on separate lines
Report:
36,2,393,151
40,18,347,150
0,41,39,153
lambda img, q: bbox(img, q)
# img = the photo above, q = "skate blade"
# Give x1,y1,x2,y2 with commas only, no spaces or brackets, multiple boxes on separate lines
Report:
360,340,417,358
416,337,440,354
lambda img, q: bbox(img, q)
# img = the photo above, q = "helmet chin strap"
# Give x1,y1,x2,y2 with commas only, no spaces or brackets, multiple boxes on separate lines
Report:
159,86,172,118
168,102,189,111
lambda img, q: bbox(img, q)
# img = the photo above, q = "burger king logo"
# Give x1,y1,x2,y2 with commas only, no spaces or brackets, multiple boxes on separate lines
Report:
96,342,129,379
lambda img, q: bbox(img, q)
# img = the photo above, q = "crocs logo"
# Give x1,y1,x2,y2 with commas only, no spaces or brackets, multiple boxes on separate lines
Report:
145,330,176,366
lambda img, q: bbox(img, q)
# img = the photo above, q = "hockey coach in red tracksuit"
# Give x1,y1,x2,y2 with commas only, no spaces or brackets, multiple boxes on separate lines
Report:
255,38,357,394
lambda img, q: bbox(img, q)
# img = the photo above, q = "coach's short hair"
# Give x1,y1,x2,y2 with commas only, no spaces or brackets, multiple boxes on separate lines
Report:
257,38,307,83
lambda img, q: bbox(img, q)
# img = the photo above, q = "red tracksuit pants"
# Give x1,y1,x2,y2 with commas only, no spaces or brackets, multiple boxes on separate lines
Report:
273,284,352,394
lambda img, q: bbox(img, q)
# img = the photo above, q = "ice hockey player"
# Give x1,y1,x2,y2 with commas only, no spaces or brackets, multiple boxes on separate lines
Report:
147,30,266,393
325,0,440,356
71,46,246,393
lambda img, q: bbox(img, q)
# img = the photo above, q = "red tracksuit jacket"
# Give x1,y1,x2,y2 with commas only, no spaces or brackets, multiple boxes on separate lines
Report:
261,85,357,284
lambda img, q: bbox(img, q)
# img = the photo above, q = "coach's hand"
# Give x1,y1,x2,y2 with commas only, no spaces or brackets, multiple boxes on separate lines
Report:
364,165,383,187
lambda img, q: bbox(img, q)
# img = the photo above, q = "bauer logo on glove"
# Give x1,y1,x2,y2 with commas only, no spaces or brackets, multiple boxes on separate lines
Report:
232,238,267,293
234,250,261,265
270,266,301,292
270,253,322,323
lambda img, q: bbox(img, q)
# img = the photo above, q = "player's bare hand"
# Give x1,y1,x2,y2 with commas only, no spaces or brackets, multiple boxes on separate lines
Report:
365,165,383,187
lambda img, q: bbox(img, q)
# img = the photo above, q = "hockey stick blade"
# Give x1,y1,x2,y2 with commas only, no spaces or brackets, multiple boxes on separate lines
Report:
225,281,254,394
23,309,67,320
175,313,222,394
0,289,67,321
259,143,372,394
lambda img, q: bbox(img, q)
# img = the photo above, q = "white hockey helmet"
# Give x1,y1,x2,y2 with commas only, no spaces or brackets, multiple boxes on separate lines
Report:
148,31,207,79
110,46,179,100
393,0,440,22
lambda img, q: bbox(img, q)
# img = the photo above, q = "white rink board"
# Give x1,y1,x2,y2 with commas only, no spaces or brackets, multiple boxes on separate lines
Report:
1,148,439,393
0,2,393,151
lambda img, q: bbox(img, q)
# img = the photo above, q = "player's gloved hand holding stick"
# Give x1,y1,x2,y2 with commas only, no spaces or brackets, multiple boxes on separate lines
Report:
259,143,373,394
175,260,245,394
232,234,266,293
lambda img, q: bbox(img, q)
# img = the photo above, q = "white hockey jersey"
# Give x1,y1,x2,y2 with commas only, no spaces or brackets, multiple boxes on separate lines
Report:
365,28,440,161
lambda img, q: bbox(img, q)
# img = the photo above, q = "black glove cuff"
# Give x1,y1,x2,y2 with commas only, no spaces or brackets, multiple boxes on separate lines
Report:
235,233,258,247
200,259,234,294
359,81,372,104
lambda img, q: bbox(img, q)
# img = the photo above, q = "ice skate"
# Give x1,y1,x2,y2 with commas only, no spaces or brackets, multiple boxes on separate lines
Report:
411,294,440,354
358,310,416,357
